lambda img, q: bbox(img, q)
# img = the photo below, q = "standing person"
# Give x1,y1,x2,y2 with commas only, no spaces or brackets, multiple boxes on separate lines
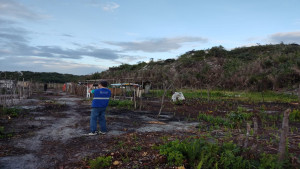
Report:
88,81,111,135
44,83,48,91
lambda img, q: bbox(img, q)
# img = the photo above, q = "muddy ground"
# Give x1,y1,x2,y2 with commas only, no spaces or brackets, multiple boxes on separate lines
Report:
0,90,299,168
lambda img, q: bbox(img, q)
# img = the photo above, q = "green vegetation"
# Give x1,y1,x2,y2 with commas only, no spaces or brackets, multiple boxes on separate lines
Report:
144,89,298,103
0,71,84,83
97,43,300,91
89,156,112,169
0,107,21,118
0,126,13,139
197,113,231,129
182,89,298,103
159,138,286,168
226,107,253,128
108,100,134,109
289,109,300,122
197,107,253,129
0,107,23,139
0,126,5,138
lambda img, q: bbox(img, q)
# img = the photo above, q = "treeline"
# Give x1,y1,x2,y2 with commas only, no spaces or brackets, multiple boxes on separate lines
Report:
0,71,85,83
95,43,300,91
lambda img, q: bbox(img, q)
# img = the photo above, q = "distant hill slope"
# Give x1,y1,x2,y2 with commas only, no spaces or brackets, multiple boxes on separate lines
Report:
92,43,300,91
0,71,84,83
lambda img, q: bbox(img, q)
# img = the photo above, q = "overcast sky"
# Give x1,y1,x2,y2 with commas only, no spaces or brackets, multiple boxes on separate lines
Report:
0,0,300,75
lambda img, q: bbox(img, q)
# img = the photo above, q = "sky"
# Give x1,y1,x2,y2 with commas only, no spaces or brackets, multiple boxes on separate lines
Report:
0,0,300,75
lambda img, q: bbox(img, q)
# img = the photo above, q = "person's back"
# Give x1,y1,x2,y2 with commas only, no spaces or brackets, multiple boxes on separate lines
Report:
88,81,111,136
91,88,111,108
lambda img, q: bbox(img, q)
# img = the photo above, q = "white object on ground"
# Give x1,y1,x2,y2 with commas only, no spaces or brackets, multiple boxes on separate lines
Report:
171,92,185,102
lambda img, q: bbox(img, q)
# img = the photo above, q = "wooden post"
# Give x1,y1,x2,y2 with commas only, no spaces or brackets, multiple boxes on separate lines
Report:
253,117,258,136
158,82,172,116
207,86,210,102
244,123,251,148
158,83,166,116
134,88,136,109
278,109,291,162
298,84,300,101
4,74,7,108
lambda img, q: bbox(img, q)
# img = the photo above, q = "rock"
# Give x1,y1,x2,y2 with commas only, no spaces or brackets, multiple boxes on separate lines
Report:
142,152,148,157
113,160,120,166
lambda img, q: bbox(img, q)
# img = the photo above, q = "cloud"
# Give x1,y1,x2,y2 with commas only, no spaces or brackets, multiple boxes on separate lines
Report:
269,31,300,44
0,26,29,43
101,2,120,11
0,0,44,20
0,19,123,60
293,19,300,25
0,42,123,60
106,37,208,52
87,1,120,12
0,56,103,75
61,34,73,37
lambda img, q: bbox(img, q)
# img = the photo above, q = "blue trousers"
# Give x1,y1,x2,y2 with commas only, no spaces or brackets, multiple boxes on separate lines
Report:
90,107,107,133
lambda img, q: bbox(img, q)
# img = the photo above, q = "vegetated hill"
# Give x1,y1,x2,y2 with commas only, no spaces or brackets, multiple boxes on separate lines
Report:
93,43,300,91
0,71,85,83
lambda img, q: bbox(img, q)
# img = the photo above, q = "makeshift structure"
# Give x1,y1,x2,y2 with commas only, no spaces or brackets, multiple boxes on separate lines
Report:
110,83,142,100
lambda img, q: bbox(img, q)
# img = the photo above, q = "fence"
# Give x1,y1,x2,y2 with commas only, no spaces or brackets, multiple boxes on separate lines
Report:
0,81,64,107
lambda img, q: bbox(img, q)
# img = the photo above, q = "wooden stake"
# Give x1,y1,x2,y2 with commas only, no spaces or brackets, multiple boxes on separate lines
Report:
278,109,291,162
244,123,251,148
253,117,258,135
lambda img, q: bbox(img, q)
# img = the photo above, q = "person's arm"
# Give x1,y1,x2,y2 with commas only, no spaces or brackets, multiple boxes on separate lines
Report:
88,87,95,94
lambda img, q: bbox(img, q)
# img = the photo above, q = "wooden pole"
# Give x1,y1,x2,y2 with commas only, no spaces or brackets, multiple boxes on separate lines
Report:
244,123,251,148
253,117,258,136
298,84,300,101
278,109,291,162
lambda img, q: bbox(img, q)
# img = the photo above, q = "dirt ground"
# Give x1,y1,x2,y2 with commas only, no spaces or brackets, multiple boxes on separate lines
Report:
0,90,200,169
0,90,299,168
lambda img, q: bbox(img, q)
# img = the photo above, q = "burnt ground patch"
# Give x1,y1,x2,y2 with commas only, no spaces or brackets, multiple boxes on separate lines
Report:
0,90,299,168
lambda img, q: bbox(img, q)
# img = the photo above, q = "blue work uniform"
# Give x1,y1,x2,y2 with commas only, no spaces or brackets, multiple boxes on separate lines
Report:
91,88,111,108
90,88,111,133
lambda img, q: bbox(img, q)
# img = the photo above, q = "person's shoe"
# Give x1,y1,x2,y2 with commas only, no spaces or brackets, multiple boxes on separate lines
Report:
88,132,97,136
98,131,107,135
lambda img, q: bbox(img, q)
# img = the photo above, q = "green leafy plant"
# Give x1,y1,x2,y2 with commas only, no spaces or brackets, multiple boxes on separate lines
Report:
159,140,185,166
197,112,231,128
259,153,279,169
159,138,287,168
0,107,21,117
289,109,300,122
226,107,253,128
108,100,133,109
173,100,183,105
89,156,112,169
132,145,142,151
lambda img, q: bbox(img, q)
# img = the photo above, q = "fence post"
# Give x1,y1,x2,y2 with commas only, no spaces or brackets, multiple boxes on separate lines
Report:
278,109,291,162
